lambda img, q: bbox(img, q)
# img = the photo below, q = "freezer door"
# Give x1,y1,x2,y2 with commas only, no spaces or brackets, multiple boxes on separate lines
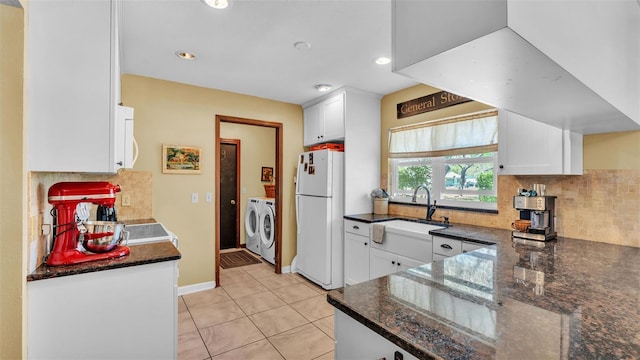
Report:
296,150,332,197
296,195,332,285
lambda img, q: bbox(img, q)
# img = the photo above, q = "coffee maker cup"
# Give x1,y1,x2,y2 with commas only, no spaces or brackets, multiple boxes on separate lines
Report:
532,184,546,196
531,211,550,229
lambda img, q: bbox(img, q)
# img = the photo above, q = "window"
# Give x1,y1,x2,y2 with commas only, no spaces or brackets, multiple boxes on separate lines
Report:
388,110,498,210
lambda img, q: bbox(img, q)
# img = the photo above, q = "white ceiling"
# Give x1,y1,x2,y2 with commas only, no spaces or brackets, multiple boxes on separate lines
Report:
120,0,418,105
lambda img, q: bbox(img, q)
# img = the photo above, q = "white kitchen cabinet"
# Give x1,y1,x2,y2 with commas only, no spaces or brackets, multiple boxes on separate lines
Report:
305,87,381,214
369,247,398,279
335,309,420,360
370,247,425,280
433,236,463,258
303,92,345,146
497,110,582,175
27,0,133,173
27,260,178,359
344,220,370,285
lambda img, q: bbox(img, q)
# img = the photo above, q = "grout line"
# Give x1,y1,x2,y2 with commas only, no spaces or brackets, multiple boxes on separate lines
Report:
181,295,214,359
181,263,335,359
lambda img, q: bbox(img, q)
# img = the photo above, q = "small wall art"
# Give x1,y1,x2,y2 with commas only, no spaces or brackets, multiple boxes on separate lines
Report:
162,145,202,174
261,166,273,182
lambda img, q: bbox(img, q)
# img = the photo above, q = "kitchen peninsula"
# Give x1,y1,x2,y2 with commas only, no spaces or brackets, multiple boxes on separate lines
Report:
329,220,640,359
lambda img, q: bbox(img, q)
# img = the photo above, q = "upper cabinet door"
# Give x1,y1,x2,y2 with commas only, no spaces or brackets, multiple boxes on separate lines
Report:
27,0,129,173
497,110,582,175
321,92,345,143
303,92,345,146
303,104,323,146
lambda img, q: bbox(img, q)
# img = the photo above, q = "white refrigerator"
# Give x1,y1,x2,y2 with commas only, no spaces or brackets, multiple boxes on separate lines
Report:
295,149,344,290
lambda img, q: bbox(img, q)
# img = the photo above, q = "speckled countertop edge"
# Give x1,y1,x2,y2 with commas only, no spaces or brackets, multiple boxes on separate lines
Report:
27,241,181,281
327,288,439,360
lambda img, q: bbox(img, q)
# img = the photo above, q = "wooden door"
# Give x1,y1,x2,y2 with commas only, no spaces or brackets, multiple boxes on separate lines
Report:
219,140,240,250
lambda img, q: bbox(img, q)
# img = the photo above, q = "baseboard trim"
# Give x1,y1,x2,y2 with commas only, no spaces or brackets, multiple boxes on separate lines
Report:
178,281,216,296
281,265,292,274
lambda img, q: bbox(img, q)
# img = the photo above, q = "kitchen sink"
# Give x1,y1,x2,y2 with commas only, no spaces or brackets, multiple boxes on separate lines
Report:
383,220,445,237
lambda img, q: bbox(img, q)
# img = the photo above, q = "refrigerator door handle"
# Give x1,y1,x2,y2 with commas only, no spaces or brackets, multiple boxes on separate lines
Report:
295,195,300,234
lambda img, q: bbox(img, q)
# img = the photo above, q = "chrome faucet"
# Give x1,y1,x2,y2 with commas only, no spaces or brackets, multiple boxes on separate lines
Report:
411,183,436,220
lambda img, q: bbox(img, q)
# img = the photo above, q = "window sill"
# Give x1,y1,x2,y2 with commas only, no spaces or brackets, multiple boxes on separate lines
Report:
388,201,499,215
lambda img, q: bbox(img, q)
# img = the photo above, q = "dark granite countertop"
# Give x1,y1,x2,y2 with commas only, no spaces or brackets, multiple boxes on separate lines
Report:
27,241,181,282
332,215,640,359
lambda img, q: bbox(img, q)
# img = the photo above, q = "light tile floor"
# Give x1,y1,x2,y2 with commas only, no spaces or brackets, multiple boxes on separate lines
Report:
178,258,335,360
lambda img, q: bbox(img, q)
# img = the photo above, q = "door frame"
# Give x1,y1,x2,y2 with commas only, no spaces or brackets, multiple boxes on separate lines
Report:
215,115,283,286
219,138,241,249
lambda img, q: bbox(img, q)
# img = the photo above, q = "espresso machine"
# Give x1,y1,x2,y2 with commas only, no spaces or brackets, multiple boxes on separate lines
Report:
512,195,557,241
47,181,130,266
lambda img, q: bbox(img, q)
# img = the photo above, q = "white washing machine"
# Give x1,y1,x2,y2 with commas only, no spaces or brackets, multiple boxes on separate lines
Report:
244,197,262,255
259,198,276,265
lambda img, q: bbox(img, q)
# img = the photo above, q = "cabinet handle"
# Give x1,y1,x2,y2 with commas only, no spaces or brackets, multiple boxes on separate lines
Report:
391,261,395,265
397,262,401,266
353,225,360,230
499,164,504,169
364,242,368,246
116,161,123,166
441,244,453,250
463,250,468,253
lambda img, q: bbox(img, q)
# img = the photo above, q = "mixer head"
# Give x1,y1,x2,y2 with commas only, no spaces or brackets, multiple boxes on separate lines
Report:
48,181,121,207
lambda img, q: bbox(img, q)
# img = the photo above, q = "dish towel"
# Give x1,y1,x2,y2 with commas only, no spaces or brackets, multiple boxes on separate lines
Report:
372,223,385,244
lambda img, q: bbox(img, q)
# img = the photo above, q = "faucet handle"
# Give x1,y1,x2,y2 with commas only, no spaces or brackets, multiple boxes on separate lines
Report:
441,216,450,225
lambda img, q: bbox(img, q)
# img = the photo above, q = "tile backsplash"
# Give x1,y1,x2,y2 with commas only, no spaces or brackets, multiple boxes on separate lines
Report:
27,170,153,271
389,169,640,248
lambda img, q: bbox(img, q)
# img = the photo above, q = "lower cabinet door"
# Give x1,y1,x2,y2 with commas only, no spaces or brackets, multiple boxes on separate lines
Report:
369,247,398,279
335,309,420,360
344,232,370,285
396,254,425,272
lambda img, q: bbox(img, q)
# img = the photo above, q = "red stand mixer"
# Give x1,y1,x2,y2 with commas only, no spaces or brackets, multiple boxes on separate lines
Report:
47,181,130,266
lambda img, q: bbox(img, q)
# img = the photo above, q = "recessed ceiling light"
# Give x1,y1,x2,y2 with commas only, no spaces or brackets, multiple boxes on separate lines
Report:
202,0,228,9
175,51,197,60
315,84,333,92
375,57,391,65
294,41,312,50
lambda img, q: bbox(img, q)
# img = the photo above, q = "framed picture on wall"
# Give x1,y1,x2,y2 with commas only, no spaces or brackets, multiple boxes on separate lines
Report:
261,166,273,182
162,145,202,174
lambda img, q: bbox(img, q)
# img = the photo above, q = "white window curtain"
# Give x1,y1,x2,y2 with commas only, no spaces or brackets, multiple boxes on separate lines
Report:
389,109,498,158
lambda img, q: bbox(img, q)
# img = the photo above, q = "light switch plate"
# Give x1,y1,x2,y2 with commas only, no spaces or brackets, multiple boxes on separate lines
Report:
191,192,199,203
206,192,213,203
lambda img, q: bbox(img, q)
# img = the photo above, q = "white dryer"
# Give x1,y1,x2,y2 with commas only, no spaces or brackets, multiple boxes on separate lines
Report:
259,198,276,265
244,197,262,255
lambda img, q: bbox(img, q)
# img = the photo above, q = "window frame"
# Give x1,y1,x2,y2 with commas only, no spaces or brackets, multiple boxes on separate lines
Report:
389,152,498,211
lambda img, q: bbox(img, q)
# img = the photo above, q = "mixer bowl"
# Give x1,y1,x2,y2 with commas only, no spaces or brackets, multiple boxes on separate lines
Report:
79,221,126,253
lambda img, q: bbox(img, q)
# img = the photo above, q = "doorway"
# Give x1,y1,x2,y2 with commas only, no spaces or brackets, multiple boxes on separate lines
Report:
219,139,240,250
215,115,283,286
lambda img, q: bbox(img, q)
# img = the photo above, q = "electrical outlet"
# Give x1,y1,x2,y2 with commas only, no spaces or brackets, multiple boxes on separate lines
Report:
191,192,199,203
41,224,51,236
206,192,213,203
122,194,131,207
